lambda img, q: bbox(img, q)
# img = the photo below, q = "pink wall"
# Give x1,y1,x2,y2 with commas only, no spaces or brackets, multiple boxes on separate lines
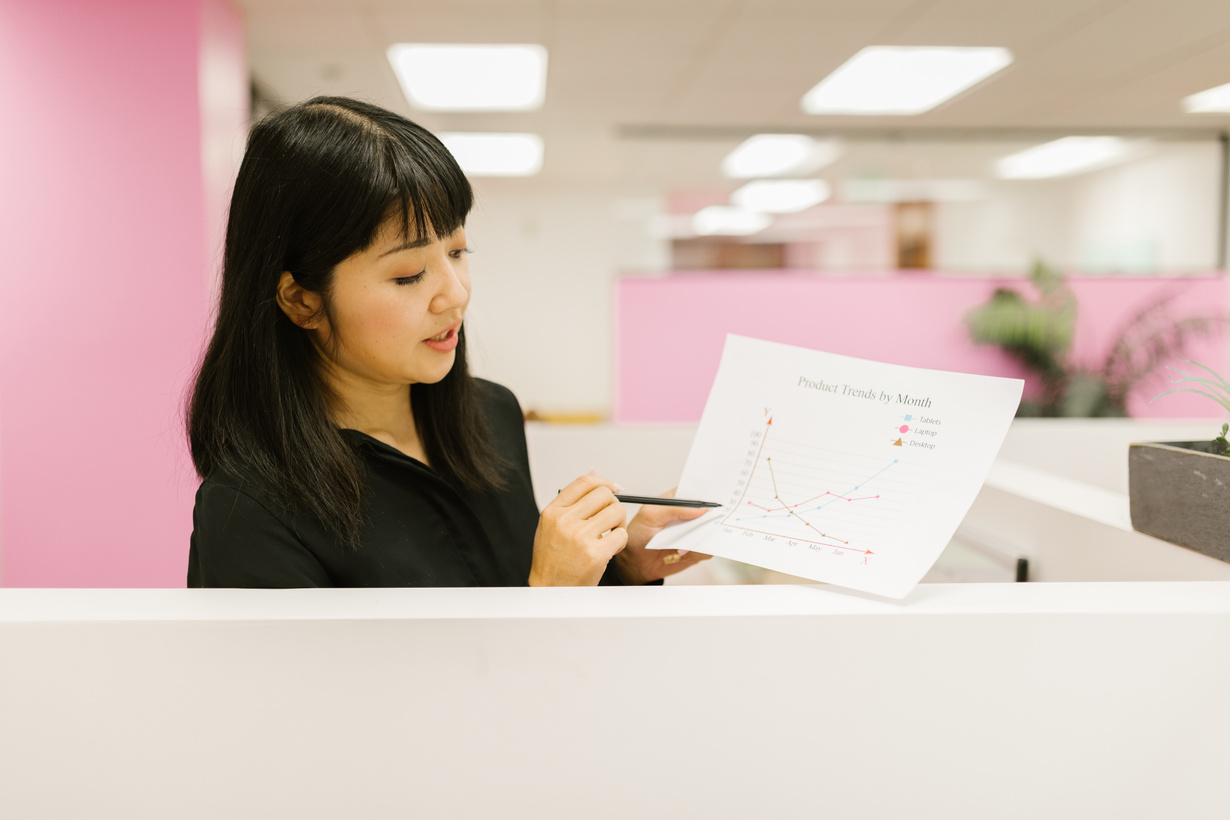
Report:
0,0,246,586
615,273,1229,423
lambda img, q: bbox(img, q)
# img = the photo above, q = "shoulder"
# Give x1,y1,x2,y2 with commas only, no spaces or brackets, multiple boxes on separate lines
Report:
194,468,291,527
190,467,333,588
472,377,524,422
470,377,531,466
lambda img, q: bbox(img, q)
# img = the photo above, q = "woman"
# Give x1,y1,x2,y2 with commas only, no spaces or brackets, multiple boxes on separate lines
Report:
185,96,710,587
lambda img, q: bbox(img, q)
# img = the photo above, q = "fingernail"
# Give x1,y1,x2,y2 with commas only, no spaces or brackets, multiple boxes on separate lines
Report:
586,469,598,477
678,550,689,557
613,483,626,493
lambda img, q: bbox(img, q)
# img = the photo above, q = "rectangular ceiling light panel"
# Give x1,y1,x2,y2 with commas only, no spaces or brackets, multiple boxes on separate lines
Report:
995,137,1129,179
692,206,771,236
841,178,986,203
388,44,547,111
721,135,841,179
802,46,1012,115
438,132,543,177
732,180,831,213
1183,82,1230,113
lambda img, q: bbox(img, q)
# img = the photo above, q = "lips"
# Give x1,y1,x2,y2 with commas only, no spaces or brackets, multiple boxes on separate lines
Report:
423,320,462,352
426,321,461,342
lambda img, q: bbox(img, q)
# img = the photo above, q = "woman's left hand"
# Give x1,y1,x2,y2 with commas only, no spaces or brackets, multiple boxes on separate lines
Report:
614,487,714,585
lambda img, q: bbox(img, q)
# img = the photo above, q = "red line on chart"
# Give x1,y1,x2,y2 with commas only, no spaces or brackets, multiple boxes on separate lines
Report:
722,416,899,561
764,457,850,545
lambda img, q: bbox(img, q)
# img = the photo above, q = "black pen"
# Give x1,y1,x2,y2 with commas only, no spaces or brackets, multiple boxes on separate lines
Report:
555,490,722,508
615,494,722,508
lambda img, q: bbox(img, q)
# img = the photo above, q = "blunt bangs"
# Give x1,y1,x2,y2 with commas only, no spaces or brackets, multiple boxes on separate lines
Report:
379,118,473,248
276,98,473,276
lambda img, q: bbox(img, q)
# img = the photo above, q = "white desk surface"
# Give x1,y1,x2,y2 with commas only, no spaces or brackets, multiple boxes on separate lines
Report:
2,581,1228,622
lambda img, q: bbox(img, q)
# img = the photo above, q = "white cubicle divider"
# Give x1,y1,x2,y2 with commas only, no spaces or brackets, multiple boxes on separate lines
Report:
961,418,1230,582
1,584,1228,819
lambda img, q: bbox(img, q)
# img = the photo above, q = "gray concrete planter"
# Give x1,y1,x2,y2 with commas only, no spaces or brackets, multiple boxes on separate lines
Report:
1128,440,1230,563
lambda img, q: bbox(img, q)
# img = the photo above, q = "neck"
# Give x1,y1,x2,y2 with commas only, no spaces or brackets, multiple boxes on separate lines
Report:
324,366,419,445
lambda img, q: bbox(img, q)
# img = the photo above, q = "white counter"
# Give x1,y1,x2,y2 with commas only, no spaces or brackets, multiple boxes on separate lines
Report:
2,583,1228,819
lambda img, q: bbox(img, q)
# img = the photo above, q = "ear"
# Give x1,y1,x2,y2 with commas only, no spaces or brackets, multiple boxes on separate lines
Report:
276,271,324,329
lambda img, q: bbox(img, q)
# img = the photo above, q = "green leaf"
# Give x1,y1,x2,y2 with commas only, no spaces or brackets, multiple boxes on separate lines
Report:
1181,359,1230,395
1152,386,1230,414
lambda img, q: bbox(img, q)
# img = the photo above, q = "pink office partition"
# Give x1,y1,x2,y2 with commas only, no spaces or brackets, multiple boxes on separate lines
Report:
615,272,1229,423
0,0,247,586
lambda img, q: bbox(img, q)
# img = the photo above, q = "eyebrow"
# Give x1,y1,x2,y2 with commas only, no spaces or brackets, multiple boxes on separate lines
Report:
378,236,433,257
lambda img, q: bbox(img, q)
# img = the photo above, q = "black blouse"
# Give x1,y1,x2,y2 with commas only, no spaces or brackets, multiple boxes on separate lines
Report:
187,378,651,588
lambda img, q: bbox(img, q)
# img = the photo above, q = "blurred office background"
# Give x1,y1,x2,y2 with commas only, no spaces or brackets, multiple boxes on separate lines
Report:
1,0,1229,586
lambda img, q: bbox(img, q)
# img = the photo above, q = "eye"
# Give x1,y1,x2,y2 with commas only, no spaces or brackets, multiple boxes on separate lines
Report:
394,271,425,286
449,247,473,259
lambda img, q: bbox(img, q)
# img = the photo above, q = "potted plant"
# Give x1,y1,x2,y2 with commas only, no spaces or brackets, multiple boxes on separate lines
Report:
1128,361,1230,563
965,261,1221,417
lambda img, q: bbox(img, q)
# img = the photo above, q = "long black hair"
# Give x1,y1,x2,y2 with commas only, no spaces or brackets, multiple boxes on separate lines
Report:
186,96,506,551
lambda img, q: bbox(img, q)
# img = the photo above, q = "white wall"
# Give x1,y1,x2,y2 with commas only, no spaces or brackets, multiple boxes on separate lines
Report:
934,142,1222,274
465,181,666,414
934,178,1074,273
1070,142,1221,272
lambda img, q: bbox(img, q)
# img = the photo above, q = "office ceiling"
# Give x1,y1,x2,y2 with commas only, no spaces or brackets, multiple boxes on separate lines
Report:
235,0,1230,186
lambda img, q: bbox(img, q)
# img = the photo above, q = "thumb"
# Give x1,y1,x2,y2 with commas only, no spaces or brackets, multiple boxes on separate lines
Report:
657,505,709,527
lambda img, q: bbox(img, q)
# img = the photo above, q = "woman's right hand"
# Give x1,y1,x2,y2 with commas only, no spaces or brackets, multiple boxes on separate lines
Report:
528,472,628,586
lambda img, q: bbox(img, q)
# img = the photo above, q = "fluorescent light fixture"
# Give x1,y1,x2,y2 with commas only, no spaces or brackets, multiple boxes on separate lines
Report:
692,206,772,236
437,132,543,177
841,178,986,203
731,179,831,213
387,44,547,111
1183,82,1230,113
721,135,841,179
995,137,1129,179
801,46,1012,115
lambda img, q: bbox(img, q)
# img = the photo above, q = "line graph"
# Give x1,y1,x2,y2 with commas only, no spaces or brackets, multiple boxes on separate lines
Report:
651,335,1023,598
720,415,917,560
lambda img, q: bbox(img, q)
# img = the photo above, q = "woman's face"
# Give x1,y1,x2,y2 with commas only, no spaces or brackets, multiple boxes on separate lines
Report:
318,217,471,389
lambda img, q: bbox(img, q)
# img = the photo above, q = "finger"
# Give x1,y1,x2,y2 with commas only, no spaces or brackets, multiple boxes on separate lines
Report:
586,469,626,496
677,552,709,570
664,550,710,571
582,501,627,538
674,507,710,522
637,503,708,528
599,526,628,553
569,485,620,521
555,473,615,507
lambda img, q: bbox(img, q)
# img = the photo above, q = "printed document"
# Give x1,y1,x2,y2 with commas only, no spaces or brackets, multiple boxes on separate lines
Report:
647,335,1024,599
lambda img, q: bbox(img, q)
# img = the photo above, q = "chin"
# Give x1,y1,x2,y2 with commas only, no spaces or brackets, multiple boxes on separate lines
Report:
414,356,457,385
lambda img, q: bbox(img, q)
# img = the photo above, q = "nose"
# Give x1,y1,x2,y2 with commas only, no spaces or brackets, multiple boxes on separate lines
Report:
429,252,469,314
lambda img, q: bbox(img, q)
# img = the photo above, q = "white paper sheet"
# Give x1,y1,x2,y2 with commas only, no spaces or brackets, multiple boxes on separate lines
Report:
648,335,1024,599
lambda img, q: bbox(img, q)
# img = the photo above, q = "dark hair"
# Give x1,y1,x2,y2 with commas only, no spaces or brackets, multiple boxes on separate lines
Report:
186,96,507,551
